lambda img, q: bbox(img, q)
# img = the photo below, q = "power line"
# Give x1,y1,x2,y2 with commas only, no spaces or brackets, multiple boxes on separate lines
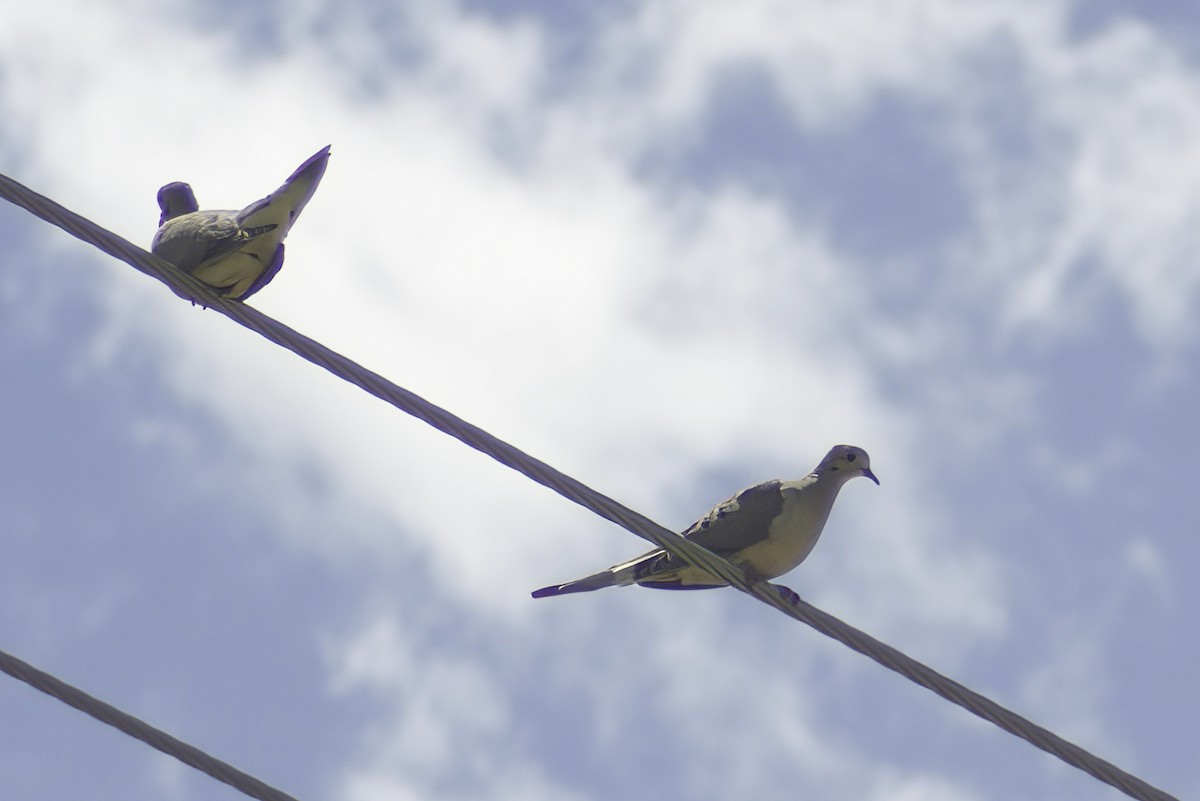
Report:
0,171,1181,801
0,647,302,801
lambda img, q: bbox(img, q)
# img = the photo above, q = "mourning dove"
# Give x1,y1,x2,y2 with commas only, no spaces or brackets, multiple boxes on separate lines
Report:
533,445,877,599
151,145,331,300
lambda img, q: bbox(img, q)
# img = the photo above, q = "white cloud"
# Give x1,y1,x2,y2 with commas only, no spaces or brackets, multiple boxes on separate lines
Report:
597,0,1046,134
1029,437,1135,496
947,9,1200,349
582,0,1200,352
326,613,583,801
865,771,985,801
982,18,1199,356
1125,537,1169,601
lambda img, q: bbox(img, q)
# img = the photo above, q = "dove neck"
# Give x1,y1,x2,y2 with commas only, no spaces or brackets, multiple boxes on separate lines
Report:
785,471,847,511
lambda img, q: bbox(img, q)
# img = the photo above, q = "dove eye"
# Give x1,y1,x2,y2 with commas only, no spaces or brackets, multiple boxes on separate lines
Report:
846,453,857,462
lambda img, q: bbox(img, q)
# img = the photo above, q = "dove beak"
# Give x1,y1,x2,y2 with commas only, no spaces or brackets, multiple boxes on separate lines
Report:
862,467,879,485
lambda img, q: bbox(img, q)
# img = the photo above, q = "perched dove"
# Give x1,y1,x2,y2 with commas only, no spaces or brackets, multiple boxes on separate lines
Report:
151,145,331,300
532,444,878,600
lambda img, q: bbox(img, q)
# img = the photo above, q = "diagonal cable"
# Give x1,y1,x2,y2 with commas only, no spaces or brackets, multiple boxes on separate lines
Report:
0,171,1181,801
0,647,302,801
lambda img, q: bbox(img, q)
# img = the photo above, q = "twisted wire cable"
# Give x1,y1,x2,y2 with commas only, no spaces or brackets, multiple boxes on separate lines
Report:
0,648,301,801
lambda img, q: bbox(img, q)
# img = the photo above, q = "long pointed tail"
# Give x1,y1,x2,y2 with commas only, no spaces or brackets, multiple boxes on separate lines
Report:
274,144,331,221
531,569,619,599
239,145,332,229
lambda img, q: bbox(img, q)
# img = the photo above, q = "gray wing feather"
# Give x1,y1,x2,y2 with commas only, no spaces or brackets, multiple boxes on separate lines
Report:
634,481,783,577
151,212,239,270
684,480,784,552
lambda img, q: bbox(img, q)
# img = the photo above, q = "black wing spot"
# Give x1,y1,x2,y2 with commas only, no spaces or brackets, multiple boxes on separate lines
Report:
243,223,279,237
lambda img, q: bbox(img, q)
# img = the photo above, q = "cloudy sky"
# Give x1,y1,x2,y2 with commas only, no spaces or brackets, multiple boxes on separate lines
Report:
1,1,1197,799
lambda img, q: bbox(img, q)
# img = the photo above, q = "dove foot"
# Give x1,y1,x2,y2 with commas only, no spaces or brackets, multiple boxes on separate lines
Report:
775,584,800,605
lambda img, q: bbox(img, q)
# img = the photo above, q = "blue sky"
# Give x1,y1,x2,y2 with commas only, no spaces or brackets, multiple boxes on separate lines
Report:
1,1,1197,799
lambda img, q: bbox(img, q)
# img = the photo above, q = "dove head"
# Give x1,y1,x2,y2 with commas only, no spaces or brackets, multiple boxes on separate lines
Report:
816,444,879,485
156,182,199,225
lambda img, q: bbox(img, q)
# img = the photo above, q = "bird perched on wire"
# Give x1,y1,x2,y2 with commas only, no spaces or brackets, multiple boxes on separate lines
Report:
532,444,878,602
151,145,331,300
